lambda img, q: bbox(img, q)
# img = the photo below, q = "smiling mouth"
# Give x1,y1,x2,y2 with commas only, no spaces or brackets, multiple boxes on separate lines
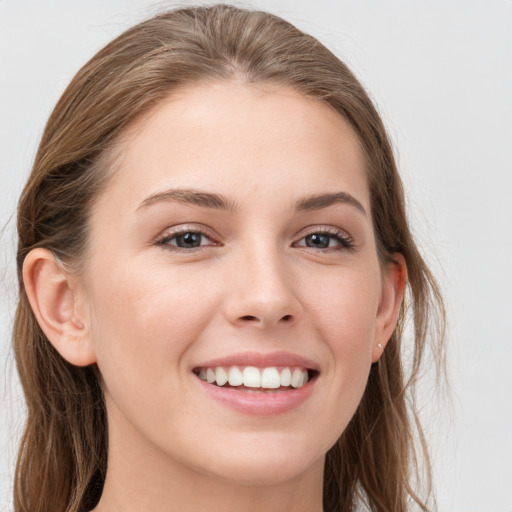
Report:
193,366,318,392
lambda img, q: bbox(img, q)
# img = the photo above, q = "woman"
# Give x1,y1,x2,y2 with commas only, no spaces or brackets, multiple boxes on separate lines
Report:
13,4,444,512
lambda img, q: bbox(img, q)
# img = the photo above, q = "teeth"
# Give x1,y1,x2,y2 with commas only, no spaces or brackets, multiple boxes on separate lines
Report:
290,368,304,388
197,366,310,389
261,367,280,389
242,366,261,388
280,367,291,387
206,368,216,383
228,367,243,386
215,367,228,386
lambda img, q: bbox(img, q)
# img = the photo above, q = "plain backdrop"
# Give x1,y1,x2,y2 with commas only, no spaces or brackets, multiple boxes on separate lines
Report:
1,1,511,511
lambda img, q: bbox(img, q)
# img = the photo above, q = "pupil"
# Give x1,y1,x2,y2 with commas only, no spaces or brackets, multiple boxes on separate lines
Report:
306,234,329,248
177,232,201,248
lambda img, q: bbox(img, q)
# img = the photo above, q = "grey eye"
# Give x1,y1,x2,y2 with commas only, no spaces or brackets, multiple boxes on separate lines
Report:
172,232,206,248
304,233,331,248
294,230,354,251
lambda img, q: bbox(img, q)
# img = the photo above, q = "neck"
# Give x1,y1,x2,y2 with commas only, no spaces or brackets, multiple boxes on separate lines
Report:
92,405,325,512
95,464,324,512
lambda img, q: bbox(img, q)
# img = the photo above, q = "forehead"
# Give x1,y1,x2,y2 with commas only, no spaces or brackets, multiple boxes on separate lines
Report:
95,81,369,215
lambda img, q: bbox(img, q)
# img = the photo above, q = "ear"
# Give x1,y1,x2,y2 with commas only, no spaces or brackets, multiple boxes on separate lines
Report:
23,248,96,367
371,253,407,363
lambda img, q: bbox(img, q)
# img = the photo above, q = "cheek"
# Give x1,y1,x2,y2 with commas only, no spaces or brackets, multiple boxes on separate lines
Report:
305,268,381,352
302,268,380,423
86,262,220,388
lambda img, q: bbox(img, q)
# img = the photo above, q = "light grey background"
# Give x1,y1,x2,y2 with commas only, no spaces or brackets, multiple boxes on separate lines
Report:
1,1,511,511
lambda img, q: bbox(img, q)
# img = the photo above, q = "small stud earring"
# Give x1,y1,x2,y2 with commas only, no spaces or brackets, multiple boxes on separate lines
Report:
377,343,384,350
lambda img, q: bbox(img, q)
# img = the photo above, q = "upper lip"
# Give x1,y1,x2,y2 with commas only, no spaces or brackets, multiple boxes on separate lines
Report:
193,351,319,371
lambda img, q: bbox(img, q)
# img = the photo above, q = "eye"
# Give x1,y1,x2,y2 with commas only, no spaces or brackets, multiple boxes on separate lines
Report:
156,227,217,251
294,229,354,251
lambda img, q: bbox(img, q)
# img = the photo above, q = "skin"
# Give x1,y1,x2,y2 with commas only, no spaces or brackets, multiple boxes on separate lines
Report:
23,81,405,512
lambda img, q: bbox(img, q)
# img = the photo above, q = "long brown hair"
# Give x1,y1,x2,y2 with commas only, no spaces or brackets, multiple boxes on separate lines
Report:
13,5,445,512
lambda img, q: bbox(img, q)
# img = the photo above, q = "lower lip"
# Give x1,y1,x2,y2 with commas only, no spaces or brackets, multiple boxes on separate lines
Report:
196,376,316,415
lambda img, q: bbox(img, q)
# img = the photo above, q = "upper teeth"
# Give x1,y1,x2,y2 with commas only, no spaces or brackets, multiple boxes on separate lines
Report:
197,366,309,389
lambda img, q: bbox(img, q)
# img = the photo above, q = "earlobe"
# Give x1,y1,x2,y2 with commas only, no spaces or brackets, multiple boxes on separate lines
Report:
23,248,96,367
371,253,407,363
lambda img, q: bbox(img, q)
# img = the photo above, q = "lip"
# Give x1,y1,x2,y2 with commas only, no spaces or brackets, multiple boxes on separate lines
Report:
193,351,319,415
195,376,316,415
193,350,320,371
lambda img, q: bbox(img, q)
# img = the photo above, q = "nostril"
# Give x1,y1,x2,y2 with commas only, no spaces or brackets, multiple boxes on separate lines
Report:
237,314,294,324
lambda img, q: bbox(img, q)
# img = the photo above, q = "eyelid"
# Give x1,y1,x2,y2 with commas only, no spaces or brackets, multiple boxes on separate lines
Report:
155,223,220,249
292,225,355,250
153,223,354,252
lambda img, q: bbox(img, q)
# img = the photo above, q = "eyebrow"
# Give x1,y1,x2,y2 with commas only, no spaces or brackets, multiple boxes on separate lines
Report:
137,188,366,216
294,192,367,216
137,188,239,212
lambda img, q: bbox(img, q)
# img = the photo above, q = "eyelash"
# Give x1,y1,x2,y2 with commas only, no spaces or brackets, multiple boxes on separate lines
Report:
293,227,355,252
155,225,219,252
155,226,355,253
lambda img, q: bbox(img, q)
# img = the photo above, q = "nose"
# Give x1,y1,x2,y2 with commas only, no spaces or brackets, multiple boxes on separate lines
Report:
223,246,303,329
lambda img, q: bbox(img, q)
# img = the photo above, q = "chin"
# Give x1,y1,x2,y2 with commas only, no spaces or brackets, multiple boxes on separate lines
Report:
185,429,332,487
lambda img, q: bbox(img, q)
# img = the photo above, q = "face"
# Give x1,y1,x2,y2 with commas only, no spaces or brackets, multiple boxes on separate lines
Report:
81,81,401,486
